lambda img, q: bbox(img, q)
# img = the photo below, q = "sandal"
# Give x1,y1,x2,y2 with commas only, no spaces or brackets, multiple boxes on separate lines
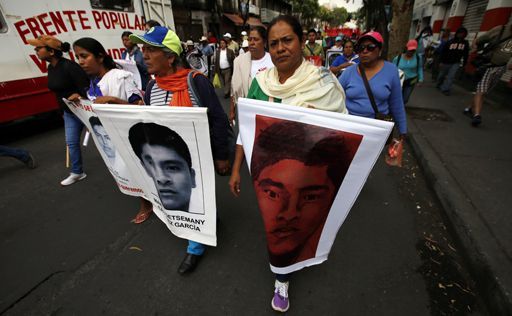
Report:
131,207,153,224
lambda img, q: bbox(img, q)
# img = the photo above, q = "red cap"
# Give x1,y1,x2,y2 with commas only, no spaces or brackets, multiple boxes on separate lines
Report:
357,31,384,45
406,39,418,50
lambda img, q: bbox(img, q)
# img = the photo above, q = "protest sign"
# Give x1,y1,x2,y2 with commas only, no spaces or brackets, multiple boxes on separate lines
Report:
92,105,217,246
237,97,394,274
63,99,142,196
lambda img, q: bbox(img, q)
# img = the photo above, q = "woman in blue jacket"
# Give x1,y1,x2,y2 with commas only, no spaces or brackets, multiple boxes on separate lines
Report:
339,31,407,138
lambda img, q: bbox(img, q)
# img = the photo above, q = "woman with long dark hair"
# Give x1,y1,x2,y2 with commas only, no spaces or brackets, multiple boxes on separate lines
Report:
28,35,89,186
70,37,142,105
68,37,149,224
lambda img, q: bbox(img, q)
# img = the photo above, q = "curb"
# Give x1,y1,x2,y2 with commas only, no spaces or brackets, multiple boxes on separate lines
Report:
407,118,512,316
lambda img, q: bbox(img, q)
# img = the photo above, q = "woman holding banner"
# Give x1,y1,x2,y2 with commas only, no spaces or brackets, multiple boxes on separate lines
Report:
128,26,231,275
28,35,89,186
228,15,347,313
68,38,150,224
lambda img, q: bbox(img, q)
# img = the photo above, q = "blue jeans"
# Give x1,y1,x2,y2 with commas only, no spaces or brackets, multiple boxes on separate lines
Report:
276,273,291,282
402,79,416,105
0,145,30,163
63,111,84,174
187,240,206,255
437,63,459,92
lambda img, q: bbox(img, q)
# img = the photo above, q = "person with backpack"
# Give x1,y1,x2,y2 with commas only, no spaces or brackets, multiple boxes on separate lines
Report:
303,28,324,66
393,39,423,105
129,26,231,275
465,23,512,126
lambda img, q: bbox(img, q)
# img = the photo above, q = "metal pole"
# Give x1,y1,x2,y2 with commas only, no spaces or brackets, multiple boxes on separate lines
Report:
146,0,152,20
161,0,167,27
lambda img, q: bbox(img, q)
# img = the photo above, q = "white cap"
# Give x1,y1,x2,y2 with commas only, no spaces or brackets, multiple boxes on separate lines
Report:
241,31,247,36
242,39,249,47
200,36,207,41
223,33,232,39
186,40,194,46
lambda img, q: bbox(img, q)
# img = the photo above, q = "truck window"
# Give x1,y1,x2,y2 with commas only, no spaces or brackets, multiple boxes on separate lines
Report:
90,0,134,12
0,11,7,33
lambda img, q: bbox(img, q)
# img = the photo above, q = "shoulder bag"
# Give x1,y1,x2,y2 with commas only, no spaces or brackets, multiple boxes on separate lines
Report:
359,63,394,144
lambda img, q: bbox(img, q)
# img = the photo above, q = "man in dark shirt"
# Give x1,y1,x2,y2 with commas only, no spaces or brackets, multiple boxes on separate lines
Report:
436,27,469,96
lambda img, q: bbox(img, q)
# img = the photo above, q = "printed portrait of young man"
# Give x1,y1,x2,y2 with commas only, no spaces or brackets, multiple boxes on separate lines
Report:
128,122,198,213
250,116,363,267
89,116,116,165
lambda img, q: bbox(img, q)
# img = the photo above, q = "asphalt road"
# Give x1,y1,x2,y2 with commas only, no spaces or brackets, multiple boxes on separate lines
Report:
0,91,487,315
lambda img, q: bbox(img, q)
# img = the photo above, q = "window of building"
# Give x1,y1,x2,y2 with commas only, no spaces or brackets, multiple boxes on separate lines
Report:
0,11,7,33
90,0,134,12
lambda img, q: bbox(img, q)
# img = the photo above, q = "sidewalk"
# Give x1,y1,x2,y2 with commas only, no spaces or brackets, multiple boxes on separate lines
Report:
406,80,512,315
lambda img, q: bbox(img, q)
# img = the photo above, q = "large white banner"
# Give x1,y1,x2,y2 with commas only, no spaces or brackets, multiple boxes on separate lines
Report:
92,105,217,246
237,98,394,274
63,99,143,196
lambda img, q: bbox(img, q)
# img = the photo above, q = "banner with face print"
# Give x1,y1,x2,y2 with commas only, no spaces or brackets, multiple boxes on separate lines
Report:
237,98,394,274
92,104,217,246
63,99,143,196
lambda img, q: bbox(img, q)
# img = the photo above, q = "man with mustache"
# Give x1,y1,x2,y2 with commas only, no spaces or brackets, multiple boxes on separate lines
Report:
129,122,195,212
251,119,351,268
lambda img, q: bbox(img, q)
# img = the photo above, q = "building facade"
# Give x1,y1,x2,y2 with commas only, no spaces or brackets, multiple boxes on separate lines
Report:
171,0,292,43
411,0,512,83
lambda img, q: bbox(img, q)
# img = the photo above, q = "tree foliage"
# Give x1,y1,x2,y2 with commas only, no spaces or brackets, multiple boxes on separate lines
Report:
319,6,349,26
358,0,415,59
288,0,320,27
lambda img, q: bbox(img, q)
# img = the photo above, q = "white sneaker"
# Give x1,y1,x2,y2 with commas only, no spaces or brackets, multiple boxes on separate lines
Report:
271,280,290,312
60,173,87,186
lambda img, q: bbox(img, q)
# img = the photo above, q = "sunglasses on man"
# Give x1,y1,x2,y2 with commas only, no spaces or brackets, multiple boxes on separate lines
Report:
356,43,378,53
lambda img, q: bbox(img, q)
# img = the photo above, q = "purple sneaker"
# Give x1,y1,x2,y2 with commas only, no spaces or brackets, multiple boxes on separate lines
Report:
271,280,289,312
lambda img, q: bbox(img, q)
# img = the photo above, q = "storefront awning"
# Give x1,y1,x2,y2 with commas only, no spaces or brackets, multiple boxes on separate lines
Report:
224,13,244,26
247,17,265,27
223,13,265,27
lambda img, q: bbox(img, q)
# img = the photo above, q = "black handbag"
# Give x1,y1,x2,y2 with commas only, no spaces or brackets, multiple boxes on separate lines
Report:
359,64,394,144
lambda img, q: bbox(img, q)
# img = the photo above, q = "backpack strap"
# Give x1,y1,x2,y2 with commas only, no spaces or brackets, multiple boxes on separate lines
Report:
143,79,156,105
416,53,420,74
306,44,315,55
187,70,208,108
395,54,401,66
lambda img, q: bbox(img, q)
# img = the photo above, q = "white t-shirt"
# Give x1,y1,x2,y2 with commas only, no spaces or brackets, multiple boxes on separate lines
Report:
250,52,274,79
93,68,142,101
219,49,230,69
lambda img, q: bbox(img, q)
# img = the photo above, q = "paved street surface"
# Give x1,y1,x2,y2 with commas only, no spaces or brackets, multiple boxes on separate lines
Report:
406,78,512,316
0,90,487,315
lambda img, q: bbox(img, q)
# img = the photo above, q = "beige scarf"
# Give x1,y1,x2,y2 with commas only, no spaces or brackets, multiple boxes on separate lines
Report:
255,59,347,113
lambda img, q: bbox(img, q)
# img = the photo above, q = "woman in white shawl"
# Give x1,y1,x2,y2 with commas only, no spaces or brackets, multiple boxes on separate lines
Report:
228,15,346,313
